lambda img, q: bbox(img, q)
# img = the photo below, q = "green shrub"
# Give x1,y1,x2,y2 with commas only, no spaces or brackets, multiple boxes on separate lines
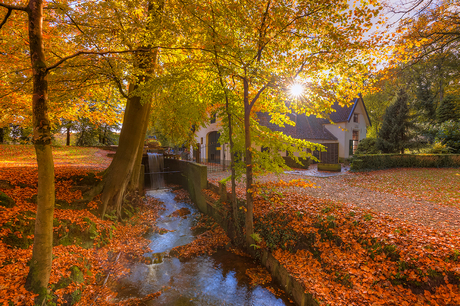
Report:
350,154,460,171
355,138,379,154
429,142,451,154
432,120,460,153
282,156,311,169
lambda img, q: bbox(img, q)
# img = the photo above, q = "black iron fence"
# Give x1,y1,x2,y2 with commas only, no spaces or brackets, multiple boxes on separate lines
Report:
151,142,339,175
191,143,230,172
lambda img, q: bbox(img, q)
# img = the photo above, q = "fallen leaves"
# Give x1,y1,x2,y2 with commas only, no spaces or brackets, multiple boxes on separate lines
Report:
170,214,230,260
345,168,460,207
245,267,272,287
251,183,460,306
0,145,163,305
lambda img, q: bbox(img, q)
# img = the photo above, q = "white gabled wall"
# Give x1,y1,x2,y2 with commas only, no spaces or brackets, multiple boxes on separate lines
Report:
344,99,368,158
323,98,369,159
194,97,370,161
193,118,230,162
323,124,346,158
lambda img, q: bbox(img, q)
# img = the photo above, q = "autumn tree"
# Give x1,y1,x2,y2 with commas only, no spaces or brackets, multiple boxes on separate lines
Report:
180,0,385,244
0,0,160,299
0,0,60,299
393,0,459,61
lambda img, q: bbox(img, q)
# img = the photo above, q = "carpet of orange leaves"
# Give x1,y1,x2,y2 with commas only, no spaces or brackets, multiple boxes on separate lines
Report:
0,145,164,305
170,214,230,260
345,168,460,207
252,181,460,305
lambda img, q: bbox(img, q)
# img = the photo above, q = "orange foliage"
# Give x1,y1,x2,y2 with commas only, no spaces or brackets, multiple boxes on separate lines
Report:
252,182,460,305
0,146,164,305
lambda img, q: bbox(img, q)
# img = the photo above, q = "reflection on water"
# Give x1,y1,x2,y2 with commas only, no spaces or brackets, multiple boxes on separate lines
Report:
113,189,294,306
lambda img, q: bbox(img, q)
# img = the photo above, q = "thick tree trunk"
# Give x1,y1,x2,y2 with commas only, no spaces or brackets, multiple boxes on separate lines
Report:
243,78,254,244
128,102,151,194
24,0,55,300
100,79,153,218
100,1,162,218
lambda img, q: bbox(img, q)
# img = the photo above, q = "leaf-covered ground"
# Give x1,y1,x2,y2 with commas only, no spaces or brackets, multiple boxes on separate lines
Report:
0,145,165,305
209,167,460,231
344,168,460,207
208,167,460,305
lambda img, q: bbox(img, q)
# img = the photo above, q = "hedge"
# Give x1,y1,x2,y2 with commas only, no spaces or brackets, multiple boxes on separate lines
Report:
283,156,312,169
350,154,460,171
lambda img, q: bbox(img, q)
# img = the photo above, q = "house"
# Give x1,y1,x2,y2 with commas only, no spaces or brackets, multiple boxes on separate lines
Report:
194,94,371,163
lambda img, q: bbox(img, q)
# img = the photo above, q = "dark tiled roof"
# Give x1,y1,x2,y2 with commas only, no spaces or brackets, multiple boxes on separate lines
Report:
257,112,297,135
328,99,357,123
256,96,371,141
256,112,337,141
296,114,337,140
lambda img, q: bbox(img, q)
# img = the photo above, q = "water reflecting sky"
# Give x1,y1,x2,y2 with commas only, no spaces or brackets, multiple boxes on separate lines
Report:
113,190,293,306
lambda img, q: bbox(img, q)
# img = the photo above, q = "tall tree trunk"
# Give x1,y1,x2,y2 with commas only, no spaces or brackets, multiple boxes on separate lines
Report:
24,0,55,300
243,78,254,244
103,124,108,145
221,81,238,228
0,127,4,144
66,125,70,146
226,97,238,228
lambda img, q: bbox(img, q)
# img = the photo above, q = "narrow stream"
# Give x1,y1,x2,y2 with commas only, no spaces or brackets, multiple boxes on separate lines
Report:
113,189,294,305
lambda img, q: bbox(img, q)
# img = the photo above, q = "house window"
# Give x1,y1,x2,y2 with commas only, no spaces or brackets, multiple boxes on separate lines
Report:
201,137,203,144
352,130,359,153
210,113,216,124
261,146,269,153
353,113,359,123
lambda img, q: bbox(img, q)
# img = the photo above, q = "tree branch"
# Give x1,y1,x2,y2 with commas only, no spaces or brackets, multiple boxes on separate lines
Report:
46,46,219,72
0,7,11,30
0,2,28,29
46,50,137,72
0,3,28,11
249,84,268,109
256,0,271,62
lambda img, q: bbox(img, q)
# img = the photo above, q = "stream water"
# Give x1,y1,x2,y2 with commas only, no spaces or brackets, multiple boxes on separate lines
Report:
113,189,294,305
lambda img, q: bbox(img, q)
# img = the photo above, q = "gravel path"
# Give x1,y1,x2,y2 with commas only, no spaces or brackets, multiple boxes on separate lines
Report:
208,169,460,233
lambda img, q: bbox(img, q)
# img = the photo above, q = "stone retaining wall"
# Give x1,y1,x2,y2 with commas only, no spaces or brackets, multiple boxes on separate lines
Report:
166,159,319,306
206,181,319,306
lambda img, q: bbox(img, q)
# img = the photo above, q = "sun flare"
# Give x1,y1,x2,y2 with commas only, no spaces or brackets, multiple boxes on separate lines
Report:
289,83,304,97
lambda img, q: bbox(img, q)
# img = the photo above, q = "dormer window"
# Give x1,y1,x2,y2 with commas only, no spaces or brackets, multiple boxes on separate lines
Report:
353,113,359,123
